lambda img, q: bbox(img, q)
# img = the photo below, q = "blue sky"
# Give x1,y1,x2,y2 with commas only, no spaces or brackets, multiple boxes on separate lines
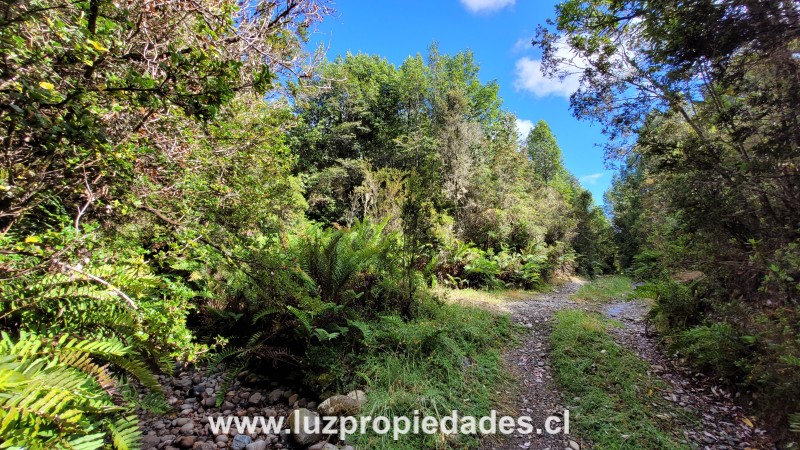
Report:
308,0,612,204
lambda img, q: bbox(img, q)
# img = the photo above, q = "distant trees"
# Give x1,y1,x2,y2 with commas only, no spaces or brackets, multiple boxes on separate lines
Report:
291,47,611,276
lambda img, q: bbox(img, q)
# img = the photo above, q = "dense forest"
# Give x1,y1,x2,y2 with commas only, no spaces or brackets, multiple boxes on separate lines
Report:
0,0,798,449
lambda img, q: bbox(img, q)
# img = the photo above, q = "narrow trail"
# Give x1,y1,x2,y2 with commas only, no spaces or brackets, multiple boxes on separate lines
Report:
482,281,775,450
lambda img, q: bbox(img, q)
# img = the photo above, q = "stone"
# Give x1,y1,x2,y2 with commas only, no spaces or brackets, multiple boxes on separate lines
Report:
221,401,235,411
288,408,322,446
192,442,216,450
180,420,195,434
248,392,263,405
231,434,252,450
177,436,195,448
176,418,191,427
317,395,360,416
568,440,580,450
205,397,217,407
214,435,229,443
346,390,367,406
263,408,277,417
268,389,284,403
245,441,268,450
287,393,298,405
142,435,161,448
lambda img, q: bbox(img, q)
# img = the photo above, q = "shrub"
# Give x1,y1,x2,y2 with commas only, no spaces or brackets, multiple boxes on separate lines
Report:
673,323,747,381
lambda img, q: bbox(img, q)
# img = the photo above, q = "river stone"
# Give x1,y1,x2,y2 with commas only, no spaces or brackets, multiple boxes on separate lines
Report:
231,434,252,450
346,390,367,406
288,408,322,446
248,392,263,405
267,389,284,403
245,441,268,450
317,395,360,416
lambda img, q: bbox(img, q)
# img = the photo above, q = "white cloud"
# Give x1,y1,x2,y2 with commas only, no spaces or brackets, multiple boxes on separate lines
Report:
512,37,533,53
512,39,588,98
459,0,514,13
579,172,607,185
513,56,581,98
515,118,534,141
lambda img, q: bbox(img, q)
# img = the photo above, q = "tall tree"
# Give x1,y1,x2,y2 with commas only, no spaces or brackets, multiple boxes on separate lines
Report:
525,120,564,183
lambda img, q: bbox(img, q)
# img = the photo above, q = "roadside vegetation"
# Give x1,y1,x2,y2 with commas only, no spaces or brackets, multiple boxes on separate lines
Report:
541,0,800,440
0,1,612,448
551,310,694,449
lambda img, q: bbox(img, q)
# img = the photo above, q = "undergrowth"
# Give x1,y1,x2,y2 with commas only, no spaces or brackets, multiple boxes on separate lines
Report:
347,301,514,449
550,310,694,449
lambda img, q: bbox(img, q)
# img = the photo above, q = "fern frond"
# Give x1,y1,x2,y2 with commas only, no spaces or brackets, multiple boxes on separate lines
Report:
106,415,141,450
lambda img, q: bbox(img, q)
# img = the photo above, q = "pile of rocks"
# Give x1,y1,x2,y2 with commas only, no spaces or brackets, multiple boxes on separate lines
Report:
137,368,365,450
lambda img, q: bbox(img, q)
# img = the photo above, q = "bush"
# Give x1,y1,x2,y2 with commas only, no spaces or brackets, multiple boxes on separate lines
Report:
673,323,747,381
642,279,705,334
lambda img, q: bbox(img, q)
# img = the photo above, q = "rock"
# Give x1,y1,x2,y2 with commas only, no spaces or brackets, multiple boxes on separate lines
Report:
180,420,195,434
221,401,235,411
308,443,337,450
263,408,277,417
317,395,360,416
248,392,263,406
568,440,580,450
176,418,191,427
205,397,217,407
142,435,161,448
288,408,322,446
153,421,166,430
214,435,229,443
192,442,216,450
245,441,268,450
287,393,298,405
268,389,284,403
177,436,195,448
160,434,176,443
231,434,252,450
346,390,367,406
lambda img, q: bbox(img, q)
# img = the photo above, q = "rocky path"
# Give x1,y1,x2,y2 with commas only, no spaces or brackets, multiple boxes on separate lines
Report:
480,281,583,450
600,300,774,450
483,281,775,450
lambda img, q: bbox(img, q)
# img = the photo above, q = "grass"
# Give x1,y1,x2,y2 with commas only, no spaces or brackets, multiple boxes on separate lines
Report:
550,310,695,449
437,287,539,310
572,275,634,302
348,300,515,449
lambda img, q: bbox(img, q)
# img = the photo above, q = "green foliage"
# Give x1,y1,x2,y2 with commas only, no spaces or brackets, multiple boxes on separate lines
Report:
524,120,565,183
346,300,514,450
642,280,705,334
673,324,747,381
547,0,800,434
551,310,693,449
435,240,551,290
572,276,633,302
0,331,146,450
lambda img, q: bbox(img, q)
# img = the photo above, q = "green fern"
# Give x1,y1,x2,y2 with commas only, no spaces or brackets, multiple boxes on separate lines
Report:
0,331,146,450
